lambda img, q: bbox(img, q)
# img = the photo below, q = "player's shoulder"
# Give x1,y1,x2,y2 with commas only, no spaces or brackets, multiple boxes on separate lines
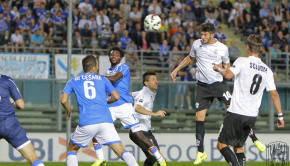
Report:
215,40,228,50
193,39,202,46
0,74,12,81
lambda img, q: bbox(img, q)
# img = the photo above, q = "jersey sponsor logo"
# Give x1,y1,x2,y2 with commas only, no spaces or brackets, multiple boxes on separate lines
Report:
139,99,143,103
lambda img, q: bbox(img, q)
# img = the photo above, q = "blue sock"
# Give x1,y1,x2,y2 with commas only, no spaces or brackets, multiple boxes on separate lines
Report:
32,159,42,166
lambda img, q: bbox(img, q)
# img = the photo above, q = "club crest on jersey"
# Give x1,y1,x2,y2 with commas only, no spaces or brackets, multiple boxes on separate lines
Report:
195,102,199,109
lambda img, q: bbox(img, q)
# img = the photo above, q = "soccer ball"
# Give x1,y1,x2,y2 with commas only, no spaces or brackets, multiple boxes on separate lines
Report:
144,14,161,32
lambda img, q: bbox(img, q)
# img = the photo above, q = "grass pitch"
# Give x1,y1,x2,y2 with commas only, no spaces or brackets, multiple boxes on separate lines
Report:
0,162,267,166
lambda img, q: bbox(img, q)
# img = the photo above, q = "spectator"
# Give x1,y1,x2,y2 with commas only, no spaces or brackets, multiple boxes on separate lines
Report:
281,0,289,19
168,12,181,25
11,6,20,20
30,18,41,33
35,2,47,17
148,0,161,15
114,17,126,36
193,0,205,23
30,29,44,53
219,0,233,24
78,14,90,30
18,15,30,35
205,12,218,30
120,30,131,49
78,0,93,14
0,13,8,35
129,6,142,25
228,4,243,33
159,39,170,67
129,22,142,48
242,2,251,20
182,5,196,25
39,12,52,33
53,10,65,35
90,31,98,50
108,8,120,28
50,2,63,16
205,1,217,18
234,0,245,13
141,31,150,52
107,33,118,47
120,0,131,21
228,40,241,63
270,43,283,70
96,9,110,32
260,30,271,52
80,23,92,48
11,29,25,52
273,30,287,49
0,30,11,52
126,40,139,65
19,1,30,15
72,31,82,49
273,4,283,26
25,9,35,23
186,27,197,42
259,3,270,18
33,0,46,9
279,21,289,38
250,0,261,21
99,23,111,49
95,0,106,11
214,26,226,43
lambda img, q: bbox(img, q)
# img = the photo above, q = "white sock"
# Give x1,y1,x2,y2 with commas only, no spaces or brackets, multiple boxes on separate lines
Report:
67,151,78,166
93,143,104,160
121,151,139,166
149,146,163,162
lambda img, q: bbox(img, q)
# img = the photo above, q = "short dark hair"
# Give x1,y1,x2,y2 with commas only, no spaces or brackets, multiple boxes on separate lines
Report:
108,47,124,57
143,71,156,86
200,23,215,33
82,55,96,73
247,34,262,53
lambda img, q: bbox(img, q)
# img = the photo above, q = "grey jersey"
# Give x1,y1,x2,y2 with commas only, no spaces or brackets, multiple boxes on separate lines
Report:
190,39,230,84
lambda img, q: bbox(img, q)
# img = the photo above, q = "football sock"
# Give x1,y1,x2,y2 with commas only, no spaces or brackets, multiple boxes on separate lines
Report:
31,159,45,166
93,143,104,160
149,146,163,162
196,121,205,152
220,146,240,166
236,153,246,166
248,128,258,142
121,151,139,166
67,151,78,166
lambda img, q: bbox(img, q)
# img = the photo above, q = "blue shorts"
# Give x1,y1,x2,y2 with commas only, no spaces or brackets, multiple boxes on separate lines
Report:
0,116,29,149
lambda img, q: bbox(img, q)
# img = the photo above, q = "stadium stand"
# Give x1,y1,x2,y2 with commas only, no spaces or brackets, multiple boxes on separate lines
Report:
1,0,289,133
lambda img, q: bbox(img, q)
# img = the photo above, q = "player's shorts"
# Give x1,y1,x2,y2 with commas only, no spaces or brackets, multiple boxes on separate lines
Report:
109,103,142,132
218,112,256,147
0,116,30,150
71,123,121,147
129,130,159,151
195,81,231,111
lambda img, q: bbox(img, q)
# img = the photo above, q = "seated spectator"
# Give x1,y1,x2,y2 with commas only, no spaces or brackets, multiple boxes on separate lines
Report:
228,40,241,63
129,23,142,48
11,29,25,52
141,31,150,52
25,10,35,23
205,12,218,29
0,30,11,52
259,3,270,18
218,0,233,24
279,21,289,38
19,1,30,15
11,6,20,20
18,15,30,34
267,11,277,32
78,0,93,14
148,0,161,15
193,0,205,23
107,33,118,47
39,12,52,33
242,2,251,20
205,1,217,18
96,9,110,33
99,23,111,49
90,31,98,50
126,40,139,65
53,10,65,36
78,14,90,30
120,30,131,49
273,31,288,50
168,12,181,26
182,5,196,26
30,18,41,33
50,2,63,16
129,6,142,25
80,23,92,48
260,30,271,52
228,4,243,33
270,43,284,70
72,31,82,49
214,26,226,43
0,13,8,35
30,29,44,53
89,15,97,31
35,2,47,17
159,39,170,67
114,17,126,36
186,27,197,42
95,0,107,11
119,0,130,21
33,0,46,9
273,4,283,26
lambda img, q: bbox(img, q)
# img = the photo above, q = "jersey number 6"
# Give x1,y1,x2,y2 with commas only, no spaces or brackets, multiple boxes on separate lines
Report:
84,81,96,99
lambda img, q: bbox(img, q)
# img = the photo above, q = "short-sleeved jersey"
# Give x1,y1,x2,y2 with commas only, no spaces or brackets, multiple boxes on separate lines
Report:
107,63,133,107
228,56,276,117
0,75,22,117
190,39,230,84
63,73,115,126
132,86,156,131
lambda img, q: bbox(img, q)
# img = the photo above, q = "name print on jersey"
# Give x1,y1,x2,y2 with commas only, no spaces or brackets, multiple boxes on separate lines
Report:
250,62,268,72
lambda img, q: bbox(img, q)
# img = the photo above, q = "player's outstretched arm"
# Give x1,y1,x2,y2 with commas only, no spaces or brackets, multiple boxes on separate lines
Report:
171,56,195,83
135,104,166,117
213,63,234,79
269,90,285,128
107,90,120,104
60,92,73,120
106,72,123,82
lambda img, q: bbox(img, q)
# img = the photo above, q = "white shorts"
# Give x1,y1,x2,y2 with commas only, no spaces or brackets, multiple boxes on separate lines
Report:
70,123,121,147
109,103,142,132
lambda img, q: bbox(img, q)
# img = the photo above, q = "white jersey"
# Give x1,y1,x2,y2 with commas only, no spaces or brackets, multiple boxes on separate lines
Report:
190,39,230,84
228,56,276,117
132,86,156,132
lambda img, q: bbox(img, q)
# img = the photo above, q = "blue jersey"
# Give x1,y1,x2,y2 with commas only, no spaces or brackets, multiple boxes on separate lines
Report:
0,75,22,117
63,73,115,126
107,63,133,107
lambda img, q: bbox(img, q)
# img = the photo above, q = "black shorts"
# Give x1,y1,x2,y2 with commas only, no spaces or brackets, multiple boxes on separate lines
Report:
195,81,231,111
218,112,256,147
129,130,159,150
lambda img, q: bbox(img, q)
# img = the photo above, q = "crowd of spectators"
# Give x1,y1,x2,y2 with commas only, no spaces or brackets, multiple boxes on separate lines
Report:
0,0,288,60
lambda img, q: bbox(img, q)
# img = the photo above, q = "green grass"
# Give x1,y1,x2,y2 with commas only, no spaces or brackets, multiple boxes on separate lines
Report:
0,162,268,166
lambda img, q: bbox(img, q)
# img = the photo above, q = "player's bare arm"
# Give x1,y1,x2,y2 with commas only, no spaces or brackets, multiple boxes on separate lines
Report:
213,64,234,79
135,104,166,117
60,92,73,120
13,98,25,109
107,90,120,104
106,72,123,82
171,55,195,82
269,90,285,128
223,62,230,69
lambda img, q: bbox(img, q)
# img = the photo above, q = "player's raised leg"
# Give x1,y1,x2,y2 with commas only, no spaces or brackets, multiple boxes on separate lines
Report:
217,142,240,166
18,141,45,166
67,141,80,166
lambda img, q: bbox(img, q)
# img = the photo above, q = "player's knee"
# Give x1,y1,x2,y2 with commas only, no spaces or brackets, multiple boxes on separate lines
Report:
67,141,80,152
217,141,226,150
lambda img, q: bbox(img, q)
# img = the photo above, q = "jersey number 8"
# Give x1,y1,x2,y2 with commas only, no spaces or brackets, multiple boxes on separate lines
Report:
84,81,96,99
250,74,262,95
